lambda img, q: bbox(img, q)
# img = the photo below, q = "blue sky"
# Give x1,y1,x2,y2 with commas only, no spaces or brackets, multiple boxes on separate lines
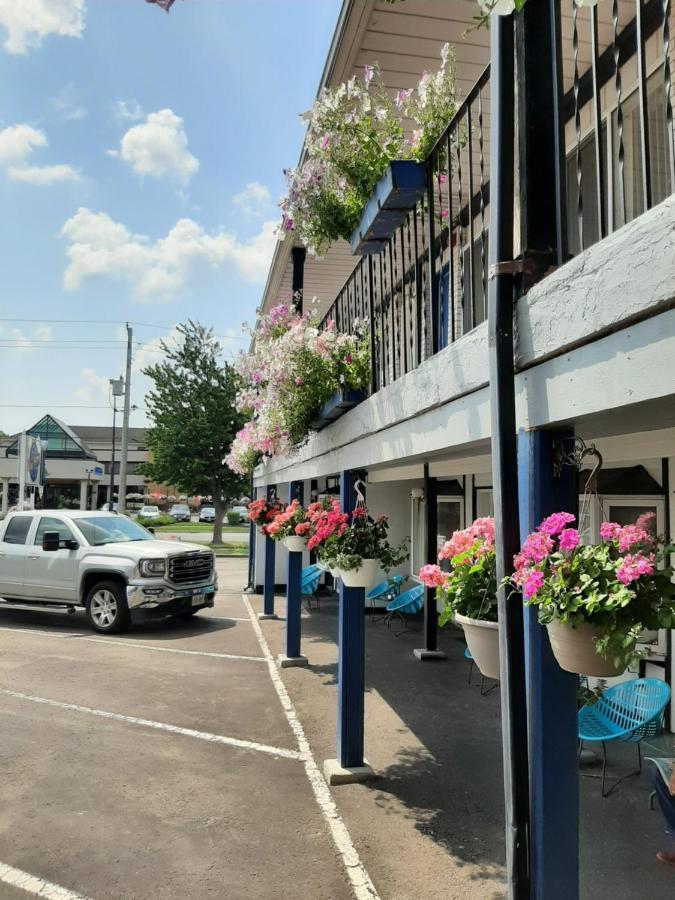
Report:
0,0,341,434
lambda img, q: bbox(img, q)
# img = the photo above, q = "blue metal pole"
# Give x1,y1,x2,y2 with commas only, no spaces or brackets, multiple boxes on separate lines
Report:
285,480,304,661
246,473,256,590
262,484,277,618
337,469,366,768
517,428,578,900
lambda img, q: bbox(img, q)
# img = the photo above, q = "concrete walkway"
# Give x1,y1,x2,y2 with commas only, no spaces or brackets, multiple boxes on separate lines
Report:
0,558,371,900
254,578,675,900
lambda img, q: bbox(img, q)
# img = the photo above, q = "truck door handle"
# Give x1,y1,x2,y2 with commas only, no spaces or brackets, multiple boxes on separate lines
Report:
27,554,39,560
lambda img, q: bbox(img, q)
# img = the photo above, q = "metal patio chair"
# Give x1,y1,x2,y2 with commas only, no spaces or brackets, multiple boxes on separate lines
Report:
578,677,671,797
464,646,498,696
384,583,424,636
301,564,323,610
366,575,405,621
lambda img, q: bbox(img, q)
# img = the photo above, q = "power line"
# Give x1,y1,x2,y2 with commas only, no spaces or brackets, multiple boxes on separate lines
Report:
0,404,148,410
0,317,249,342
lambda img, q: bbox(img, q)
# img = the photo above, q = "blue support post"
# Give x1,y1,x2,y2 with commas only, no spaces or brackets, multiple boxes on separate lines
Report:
279,481,308,668
518,428,578,900
323,470,373,785
245,473,256,592
260,484,278,620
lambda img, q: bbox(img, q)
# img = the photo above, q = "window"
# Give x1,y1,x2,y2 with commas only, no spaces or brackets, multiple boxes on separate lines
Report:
34,517,75,546
3,516,32,545
437,498,463,552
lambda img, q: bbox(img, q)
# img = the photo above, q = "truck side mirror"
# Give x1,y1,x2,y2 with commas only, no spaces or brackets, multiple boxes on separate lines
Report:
42,532,60,552
147,527,155,535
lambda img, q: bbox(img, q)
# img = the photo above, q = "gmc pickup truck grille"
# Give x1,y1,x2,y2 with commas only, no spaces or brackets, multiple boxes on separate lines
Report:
169,552,214,585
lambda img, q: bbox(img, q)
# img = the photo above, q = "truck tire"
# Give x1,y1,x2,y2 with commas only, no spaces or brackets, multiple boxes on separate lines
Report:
85,580,131,634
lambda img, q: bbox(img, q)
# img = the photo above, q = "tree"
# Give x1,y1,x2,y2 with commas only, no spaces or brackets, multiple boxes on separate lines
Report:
140,321,247,545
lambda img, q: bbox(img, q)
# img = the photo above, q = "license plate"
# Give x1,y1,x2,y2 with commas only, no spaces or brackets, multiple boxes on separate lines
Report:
191,595,203,607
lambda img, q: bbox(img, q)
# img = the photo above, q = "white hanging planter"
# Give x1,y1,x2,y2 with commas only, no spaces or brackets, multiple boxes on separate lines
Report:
338,558,380,588
546,619,630,677
455,613,501,680
282,535,307,553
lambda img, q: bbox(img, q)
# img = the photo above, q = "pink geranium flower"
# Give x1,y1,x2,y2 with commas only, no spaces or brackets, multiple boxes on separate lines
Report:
558,528,579,552
418,564,446,588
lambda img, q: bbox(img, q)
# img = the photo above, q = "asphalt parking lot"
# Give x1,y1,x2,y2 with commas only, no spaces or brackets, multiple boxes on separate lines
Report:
0,559,374,900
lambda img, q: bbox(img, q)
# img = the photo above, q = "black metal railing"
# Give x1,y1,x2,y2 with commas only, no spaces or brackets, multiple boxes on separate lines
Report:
319,0,674,399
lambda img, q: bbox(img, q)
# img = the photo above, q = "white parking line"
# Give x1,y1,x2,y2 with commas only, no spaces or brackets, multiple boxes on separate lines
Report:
0,861,90,899
243,595,380,900
0,626,265,662
77,637,265,663
0,689,303,761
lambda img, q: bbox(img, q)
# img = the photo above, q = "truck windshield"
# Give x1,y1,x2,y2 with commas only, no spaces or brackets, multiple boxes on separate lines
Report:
77,516,154,546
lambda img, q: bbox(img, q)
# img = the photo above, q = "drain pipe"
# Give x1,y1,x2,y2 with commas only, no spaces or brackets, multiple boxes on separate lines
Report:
487,13,531,900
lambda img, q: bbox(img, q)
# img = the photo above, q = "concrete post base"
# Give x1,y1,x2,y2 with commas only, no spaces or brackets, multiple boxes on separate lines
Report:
258,613,279,621
277,654,308,668
413,649,447,661
323,758,375,786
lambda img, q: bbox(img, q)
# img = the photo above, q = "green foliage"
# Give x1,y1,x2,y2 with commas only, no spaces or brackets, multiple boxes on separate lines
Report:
139,320,248,512
522,540,675,672
327,513,409,572
226,511,241,526
437,546,498,626
136,514,176,528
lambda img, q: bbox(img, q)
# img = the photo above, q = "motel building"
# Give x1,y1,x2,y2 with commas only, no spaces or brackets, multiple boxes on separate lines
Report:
247,2,675,898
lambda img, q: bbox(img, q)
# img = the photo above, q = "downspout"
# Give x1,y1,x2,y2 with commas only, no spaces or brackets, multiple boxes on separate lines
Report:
487,14,531,900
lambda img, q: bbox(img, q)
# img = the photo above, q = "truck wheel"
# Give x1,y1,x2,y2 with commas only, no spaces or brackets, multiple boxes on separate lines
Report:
85,581,131,634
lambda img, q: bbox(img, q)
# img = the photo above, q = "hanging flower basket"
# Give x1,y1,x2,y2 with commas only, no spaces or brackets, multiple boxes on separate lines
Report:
546,619,632,678
350,161,427,255
283,535,308,553
309,388,366,431
510,511,675,676
338,558,380,588
455,613,501,680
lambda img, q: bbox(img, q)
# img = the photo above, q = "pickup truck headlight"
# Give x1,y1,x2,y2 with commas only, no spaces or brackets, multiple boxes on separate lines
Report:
139,558,166,578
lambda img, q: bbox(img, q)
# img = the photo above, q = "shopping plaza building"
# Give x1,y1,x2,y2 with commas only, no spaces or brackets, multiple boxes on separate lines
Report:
0,415,148,512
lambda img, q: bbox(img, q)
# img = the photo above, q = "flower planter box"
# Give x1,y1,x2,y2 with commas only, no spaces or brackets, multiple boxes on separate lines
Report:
350,161,427,256
309,389,366,431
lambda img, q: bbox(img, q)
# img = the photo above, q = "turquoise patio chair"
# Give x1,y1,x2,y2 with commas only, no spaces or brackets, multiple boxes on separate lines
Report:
384,583,424,636
578,677,670,797
464,646,497,696
366,575,405,620
301,564,323,609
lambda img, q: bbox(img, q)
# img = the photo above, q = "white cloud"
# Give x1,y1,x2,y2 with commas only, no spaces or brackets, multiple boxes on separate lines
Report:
9,163,79,184
233,181,273,218
0,123,80,184
110,108,199,187
0,124,46,164
132,326,183,374
0,0,85,55
75,368,111,403
60,207,278,301
10,328,36,352
50,83,87,122
35,324,52,341
113,99,144,123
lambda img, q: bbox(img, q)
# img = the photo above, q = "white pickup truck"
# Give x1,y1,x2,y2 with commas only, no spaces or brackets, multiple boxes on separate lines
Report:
0,510,217,634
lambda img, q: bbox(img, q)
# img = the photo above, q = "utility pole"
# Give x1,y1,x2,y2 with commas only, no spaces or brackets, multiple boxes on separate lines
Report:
118,324,133,515
109,377,125,507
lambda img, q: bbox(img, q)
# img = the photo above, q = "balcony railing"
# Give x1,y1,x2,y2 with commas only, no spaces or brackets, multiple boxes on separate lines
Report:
319,0,674,398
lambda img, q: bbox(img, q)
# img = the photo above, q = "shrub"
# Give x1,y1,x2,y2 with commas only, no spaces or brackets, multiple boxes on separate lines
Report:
226,511,241,526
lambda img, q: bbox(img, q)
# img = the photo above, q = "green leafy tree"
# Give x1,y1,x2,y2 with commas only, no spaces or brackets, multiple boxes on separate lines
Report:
140,321,247,545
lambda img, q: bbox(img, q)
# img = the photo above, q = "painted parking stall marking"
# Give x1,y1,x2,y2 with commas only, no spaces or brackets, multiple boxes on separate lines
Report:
0,861,91,900
0,689,303,761
242,594,380,900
